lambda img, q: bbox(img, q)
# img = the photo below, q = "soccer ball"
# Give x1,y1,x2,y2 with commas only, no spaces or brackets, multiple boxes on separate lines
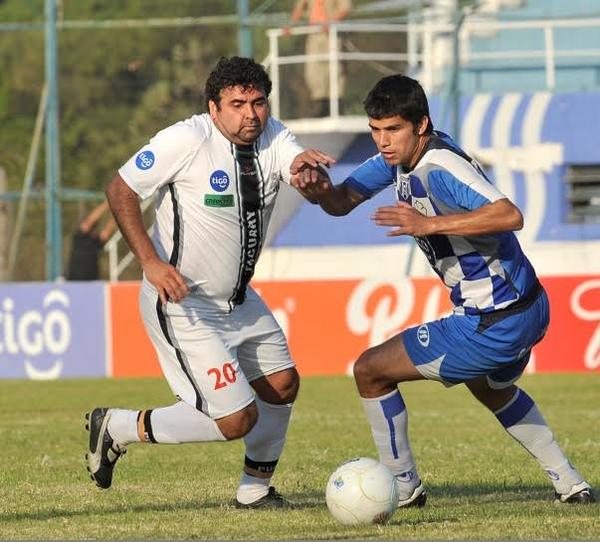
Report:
325,457,399,525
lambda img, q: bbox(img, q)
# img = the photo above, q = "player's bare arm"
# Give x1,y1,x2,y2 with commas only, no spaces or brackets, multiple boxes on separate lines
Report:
372,198,523,237
290,161,366,216
105,174,189,304
313,182,366,216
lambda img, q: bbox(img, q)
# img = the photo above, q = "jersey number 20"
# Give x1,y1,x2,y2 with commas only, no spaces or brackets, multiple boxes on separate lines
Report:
207,362,237,390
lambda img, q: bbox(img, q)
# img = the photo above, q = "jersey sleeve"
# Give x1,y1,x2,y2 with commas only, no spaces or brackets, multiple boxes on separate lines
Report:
273,121,305,184
344,154,394,198
426,151,506,211
118,124,202,200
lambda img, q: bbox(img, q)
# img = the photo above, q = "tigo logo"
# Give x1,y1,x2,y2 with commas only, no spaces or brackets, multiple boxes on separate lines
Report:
210,170,230,192
0,289,71,380
417,324,430,347
135,150,155,170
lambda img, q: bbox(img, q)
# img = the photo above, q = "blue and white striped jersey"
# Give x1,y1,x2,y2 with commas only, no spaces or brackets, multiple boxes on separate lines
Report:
345,131,539,315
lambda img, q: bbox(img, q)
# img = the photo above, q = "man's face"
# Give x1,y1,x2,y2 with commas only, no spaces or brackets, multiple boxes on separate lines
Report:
209,85,269,146
368,115,428,168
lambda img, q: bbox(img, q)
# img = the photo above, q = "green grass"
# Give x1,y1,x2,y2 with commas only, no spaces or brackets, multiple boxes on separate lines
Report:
0,374,598,539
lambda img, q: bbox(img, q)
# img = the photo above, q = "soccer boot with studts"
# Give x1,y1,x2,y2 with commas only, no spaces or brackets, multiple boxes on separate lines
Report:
555,482,596,504
85,407,126,489
235,486,294,509
397,480,427,508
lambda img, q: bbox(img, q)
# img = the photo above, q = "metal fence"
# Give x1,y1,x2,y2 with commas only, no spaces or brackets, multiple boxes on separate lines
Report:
264,16,600,123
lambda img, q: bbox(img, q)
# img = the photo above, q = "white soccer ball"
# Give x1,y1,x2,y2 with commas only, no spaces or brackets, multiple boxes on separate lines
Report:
325,457,399,525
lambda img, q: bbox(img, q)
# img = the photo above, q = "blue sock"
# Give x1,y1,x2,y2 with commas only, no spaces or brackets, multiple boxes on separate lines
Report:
361,389,420,496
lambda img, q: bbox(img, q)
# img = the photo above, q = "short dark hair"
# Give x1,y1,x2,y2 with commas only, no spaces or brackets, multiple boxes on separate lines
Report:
363,74,433,133
204,56,272,111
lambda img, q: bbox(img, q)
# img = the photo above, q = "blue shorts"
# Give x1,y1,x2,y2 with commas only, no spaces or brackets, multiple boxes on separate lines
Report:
403,285,550,388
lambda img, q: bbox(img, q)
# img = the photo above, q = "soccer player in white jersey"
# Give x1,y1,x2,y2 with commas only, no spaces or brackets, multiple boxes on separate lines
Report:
291,74,595,506
85,56,333,508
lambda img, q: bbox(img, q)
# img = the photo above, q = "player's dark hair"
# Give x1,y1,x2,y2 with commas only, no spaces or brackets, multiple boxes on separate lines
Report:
363,74,433,134
204,56,272,111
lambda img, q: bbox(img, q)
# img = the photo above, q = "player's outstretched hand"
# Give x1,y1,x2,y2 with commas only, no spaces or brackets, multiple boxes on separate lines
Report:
372,202,432,237
143,259,189,305
290,163,334,203
290,149,336,188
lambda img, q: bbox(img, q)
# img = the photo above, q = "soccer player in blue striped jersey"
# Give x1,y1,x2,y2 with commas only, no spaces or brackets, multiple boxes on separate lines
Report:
291,74,595,506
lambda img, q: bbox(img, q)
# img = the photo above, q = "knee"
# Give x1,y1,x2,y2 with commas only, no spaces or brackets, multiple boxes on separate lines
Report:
215,402,258,440
468,379,518,412
492,385,519,411
256,368,300,404
353,348,377,387
276,369,300,403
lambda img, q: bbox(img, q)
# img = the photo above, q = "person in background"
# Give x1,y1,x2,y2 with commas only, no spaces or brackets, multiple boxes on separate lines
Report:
67,200,116,280
284,0,352,117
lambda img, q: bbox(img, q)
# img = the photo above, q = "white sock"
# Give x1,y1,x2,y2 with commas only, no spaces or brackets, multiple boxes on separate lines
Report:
107,409,139,446
361,389,420,498
243,398,292,472
237,398,292,504
495,388,585,494
147,401,226,444
108,402,225,445
236,473,270,505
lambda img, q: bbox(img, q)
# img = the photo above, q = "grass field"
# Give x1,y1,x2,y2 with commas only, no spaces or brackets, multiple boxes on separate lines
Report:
0,374,598,539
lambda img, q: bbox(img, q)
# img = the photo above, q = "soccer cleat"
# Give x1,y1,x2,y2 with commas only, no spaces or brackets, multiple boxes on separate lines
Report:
555,482,596,504
397,481,427,508
234,486,294,509
85,408,126,489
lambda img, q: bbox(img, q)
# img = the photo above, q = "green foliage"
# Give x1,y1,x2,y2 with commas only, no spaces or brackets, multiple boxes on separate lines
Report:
0,1,241,279
0,1,44,23
0,374,598,539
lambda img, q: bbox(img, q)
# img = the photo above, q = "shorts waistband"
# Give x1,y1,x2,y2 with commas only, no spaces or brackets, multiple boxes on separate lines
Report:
476,280,544,333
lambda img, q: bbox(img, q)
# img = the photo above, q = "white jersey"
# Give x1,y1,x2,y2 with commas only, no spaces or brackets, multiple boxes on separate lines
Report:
119,113,303,311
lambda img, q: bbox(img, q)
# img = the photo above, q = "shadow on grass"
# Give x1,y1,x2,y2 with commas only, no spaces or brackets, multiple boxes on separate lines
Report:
2,491,326,523
433,481,551,500
1,483,557,524
384,482,555,527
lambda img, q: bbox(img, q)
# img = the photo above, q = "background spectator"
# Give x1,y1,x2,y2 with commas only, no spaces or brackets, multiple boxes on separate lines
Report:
285,0,352,117
67,200,116,280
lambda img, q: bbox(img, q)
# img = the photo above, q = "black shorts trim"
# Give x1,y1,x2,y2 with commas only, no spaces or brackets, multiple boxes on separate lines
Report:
477,281,544,334
155,297,204,412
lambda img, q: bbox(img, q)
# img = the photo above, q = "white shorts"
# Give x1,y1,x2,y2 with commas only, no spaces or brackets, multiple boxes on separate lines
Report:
140,284,294,419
